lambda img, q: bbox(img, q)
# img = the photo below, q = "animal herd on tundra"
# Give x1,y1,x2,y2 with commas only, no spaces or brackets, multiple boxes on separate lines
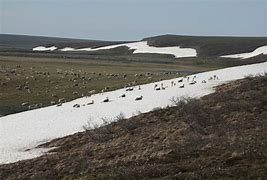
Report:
71,74,219,108
0,64,219,110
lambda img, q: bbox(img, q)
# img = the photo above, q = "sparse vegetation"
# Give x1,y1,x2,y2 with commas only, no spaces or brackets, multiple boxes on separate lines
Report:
1,34,267,116
1,75,266,179
144,34,267,56
1,55,203,115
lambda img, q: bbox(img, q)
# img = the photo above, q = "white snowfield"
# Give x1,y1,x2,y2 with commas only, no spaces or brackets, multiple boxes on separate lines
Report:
221,45,267,59
33,41,197,58
0,62,266,164
32,46,57,51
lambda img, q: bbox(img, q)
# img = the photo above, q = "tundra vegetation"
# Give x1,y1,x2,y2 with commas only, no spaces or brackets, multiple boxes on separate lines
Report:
0,55,220,116
1,34,267,115
0,74,266,179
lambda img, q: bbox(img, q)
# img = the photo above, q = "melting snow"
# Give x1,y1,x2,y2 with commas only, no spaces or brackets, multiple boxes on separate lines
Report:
32,46,57,51
60,47,76,51
221,45,267,59
33,41,197,58
0,62,266,164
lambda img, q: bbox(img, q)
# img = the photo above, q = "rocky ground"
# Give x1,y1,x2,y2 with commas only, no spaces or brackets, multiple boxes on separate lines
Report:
0,75,266,179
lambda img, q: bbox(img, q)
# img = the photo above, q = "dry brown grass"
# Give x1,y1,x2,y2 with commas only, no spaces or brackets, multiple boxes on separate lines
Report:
0,75,266,179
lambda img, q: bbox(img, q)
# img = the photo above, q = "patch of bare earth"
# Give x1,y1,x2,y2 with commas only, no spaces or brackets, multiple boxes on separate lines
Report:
0,75,266,179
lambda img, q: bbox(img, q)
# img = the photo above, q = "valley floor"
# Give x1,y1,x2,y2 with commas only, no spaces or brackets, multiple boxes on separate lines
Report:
0,73,266,179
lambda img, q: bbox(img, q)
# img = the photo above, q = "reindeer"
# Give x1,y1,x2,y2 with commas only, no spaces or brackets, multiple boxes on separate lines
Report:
56,103,62,107
87,100,94,105
179,84,185,88
21,102,29,106
73,104,80,108
103,97,109,102
126,87,134,91
135,96,143,101
189,81,197,85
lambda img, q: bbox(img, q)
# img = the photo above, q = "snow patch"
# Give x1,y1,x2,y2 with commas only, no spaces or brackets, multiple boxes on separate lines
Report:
221,45,267,59
33,46,57,51
36,41,197,58
60,47,76,51
0,62,266,164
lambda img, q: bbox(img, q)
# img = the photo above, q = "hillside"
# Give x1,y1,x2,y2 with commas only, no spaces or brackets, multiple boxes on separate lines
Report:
144,34,267,57
1,34,267,59
0,74,266,179
0,34,129,51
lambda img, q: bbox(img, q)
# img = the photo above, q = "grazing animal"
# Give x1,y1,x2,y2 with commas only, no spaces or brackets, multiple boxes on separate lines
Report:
89,90,96,94
87,100,94,105
178,78,183,82
155,87,161,91
202,80,207,83
138,86,141,90
21,102,29,106
154,84,158,90
28,105,35,110
73,104,80,108
103,97,109,102
126,87,134,91
189,81,197,85
135,96,143,101
56,103,62,107
58,98,65,103
179,84,185,88
120,94,126,98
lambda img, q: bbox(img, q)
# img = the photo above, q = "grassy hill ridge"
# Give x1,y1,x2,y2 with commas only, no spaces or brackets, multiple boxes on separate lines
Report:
1,34,267,58
0,34,130,51
144,34,267,56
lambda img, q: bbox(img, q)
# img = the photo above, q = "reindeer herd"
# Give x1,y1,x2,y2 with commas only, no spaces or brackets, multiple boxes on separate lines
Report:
71,74,219,108
0,64,179,111
0,63,220,111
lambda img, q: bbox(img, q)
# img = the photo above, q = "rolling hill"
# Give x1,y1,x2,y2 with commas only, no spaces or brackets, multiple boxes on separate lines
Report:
0,72,266,179
1,34,267,59
144,34,267,57
0,34,129,51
